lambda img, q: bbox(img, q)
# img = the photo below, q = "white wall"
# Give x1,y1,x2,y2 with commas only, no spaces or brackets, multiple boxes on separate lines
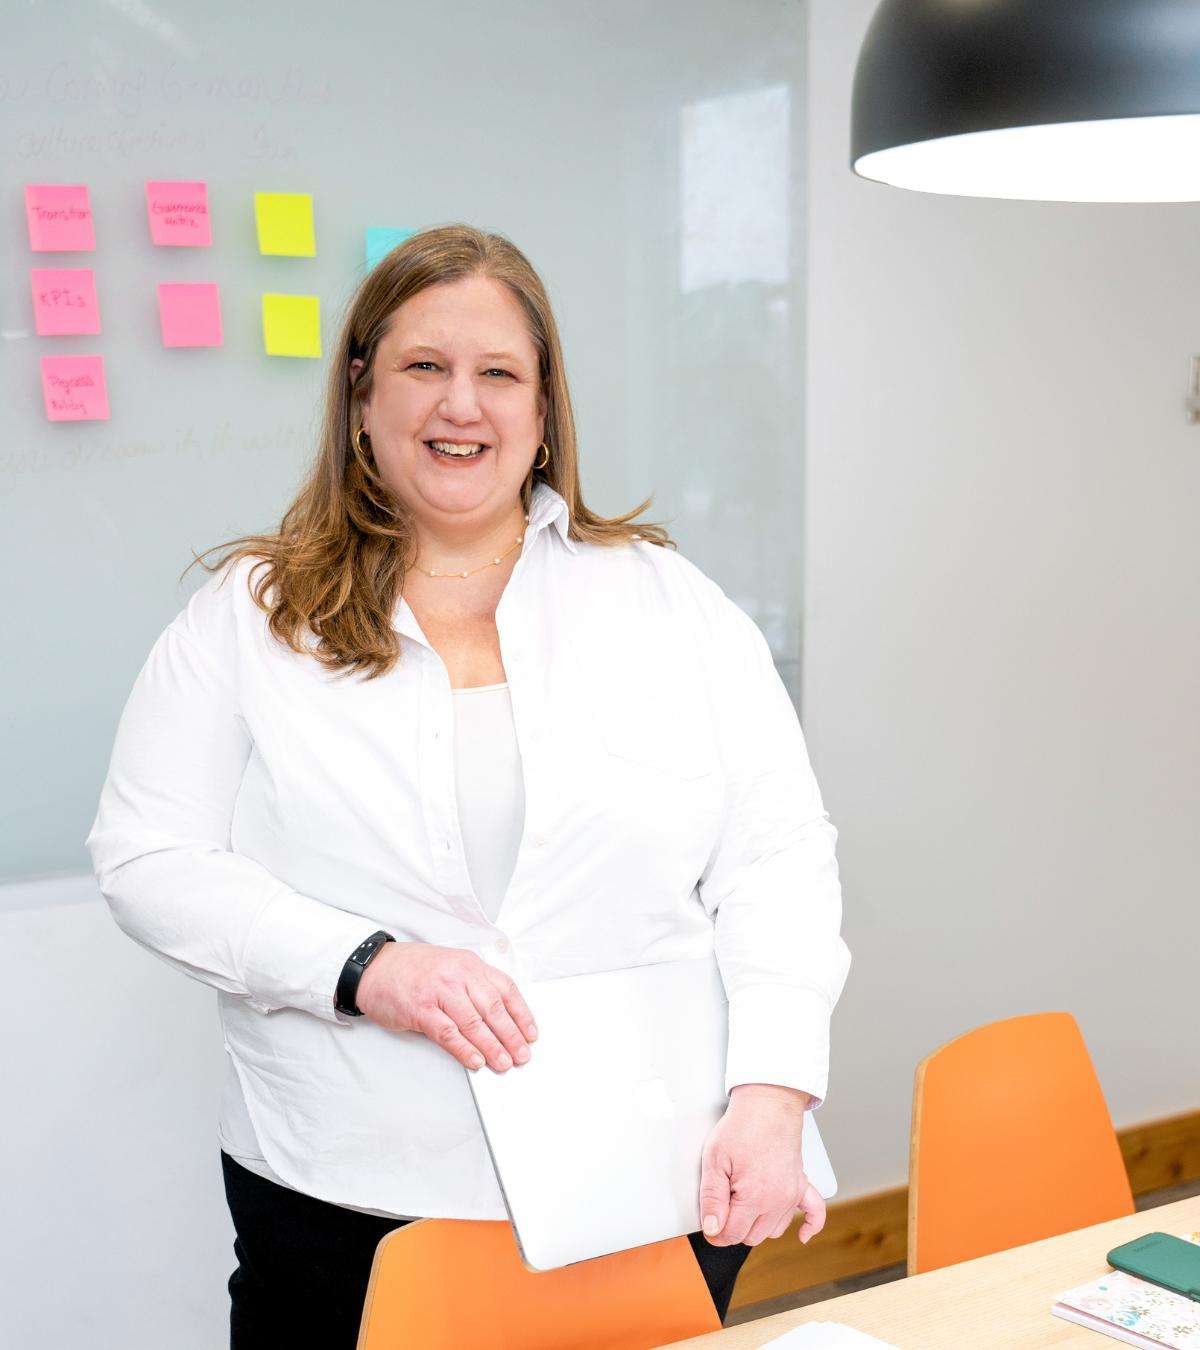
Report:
0,878,231,1350
805,0,1200,1197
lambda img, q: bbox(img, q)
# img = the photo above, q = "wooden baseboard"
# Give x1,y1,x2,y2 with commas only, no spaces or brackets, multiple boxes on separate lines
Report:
728,1106,1200,1313
1119,1108,1200,1194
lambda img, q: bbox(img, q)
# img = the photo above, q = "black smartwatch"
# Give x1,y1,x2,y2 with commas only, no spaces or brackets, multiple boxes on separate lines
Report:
335,930,395,1017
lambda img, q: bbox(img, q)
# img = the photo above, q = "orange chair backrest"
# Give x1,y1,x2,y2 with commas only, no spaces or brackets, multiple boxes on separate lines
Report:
356,1219,721,1350
908,1011,1134,1275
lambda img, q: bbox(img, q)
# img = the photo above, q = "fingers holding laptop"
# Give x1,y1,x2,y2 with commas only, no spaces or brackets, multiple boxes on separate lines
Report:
356,941,538,1073
699,1156,824,1249
698,1099,824,1248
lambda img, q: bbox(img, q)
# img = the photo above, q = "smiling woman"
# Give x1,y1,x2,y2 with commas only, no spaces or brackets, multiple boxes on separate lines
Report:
86,222,849,1347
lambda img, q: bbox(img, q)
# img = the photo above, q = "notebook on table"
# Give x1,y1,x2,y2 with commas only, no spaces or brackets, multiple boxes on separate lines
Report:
1051,1230,1200,1349
466,952,837,1271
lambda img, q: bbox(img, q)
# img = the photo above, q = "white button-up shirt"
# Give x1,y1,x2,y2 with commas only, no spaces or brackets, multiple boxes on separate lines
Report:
85,481,851,1220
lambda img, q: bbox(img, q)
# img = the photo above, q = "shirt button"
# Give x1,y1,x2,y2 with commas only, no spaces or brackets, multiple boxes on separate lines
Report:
495,937,510,953
531,835,546,848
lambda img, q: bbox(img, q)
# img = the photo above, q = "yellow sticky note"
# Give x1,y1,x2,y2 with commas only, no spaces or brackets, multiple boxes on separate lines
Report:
254,192,316,256
262,293,321,358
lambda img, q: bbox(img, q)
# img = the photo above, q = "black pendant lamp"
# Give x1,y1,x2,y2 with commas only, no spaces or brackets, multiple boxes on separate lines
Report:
851,0,1200,202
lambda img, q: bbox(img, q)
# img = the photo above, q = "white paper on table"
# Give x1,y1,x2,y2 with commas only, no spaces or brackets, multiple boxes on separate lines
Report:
759,1322,900,1348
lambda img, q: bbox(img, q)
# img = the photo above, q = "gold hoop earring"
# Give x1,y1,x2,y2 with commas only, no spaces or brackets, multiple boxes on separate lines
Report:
354,426,370,455
533,441,550,471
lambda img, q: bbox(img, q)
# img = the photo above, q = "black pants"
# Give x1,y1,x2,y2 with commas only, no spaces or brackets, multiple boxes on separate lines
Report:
221,1150,752,1347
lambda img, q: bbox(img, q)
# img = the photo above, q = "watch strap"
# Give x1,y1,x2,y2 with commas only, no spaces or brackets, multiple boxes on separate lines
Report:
335,930,395,1017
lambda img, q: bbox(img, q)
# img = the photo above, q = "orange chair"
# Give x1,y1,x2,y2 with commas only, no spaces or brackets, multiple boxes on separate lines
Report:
355,1219,722,1349
908,1011,1134,1275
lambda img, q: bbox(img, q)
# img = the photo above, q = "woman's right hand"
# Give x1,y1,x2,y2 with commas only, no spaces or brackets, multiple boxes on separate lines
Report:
355,942,538,1074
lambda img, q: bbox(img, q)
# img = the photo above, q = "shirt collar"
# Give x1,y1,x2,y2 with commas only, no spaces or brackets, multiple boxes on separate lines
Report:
527,480,577,555
393,481,575,646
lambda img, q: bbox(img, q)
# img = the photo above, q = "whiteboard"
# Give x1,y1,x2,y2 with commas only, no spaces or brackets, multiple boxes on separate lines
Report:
1,0,808,884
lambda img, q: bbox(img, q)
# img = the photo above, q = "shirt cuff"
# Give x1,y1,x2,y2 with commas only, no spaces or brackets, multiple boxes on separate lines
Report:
724,983,832,1109
240,886,386,1024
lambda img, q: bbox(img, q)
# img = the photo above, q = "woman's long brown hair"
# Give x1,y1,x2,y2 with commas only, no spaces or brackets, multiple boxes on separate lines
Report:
182,223,674,682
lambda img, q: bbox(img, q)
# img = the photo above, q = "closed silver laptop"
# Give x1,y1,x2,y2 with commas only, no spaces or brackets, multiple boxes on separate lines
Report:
466,952,838,1271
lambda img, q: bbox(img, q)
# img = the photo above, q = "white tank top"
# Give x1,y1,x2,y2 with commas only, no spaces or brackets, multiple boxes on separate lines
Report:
218,682,525,1218
448,682,525,924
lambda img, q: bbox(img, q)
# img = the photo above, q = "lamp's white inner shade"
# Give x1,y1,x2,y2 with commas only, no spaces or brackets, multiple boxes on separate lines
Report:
854,112,1200,201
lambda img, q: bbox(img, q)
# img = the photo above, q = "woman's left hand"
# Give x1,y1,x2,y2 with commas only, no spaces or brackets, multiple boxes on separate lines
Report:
698,1083,825,1247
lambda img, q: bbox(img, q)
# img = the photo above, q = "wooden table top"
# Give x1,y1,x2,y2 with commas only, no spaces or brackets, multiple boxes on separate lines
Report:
654,1194,1200,1348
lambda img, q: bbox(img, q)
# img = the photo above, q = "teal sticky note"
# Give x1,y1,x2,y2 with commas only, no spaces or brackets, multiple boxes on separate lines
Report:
365,227,415,272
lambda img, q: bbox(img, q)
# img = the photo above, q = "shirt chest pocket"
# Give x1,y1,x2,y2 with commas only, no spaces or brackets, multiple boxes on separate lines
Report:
594,641,717,783
601,718,714,781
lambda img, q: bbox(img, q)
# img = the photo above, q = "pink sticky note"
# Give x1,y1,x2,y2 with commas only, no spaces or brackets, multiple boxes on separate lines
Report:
30,268,101,336
40,355,110,422
158,282,222,347
25,184,95,252
145,180,212,246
